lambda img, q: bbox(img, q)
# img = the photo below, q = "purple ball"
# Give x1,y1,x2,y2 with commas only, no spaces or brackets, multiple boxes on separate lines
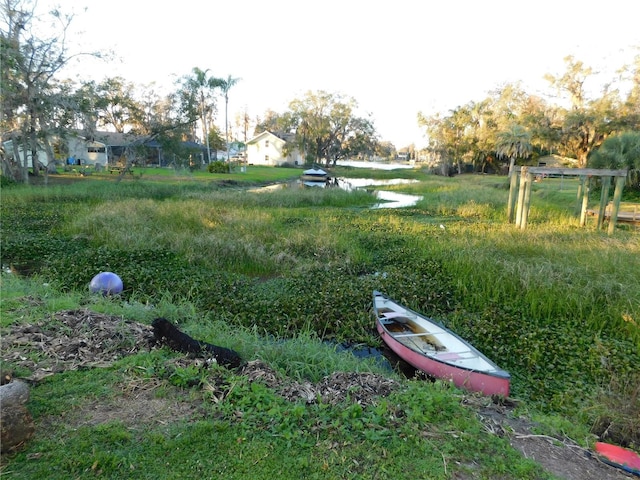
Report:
89,272,123,295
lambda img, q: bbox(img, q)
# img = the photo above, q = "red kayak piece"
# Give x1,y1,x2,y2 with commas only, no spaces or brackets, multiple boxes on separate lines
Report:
594,442,640,476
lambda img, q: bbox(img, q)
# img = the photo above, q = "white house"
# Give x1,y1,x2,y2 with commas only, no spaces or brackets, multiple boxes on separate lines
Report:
3,132,122,168
67,132,144,167
245,131,303,166
2,138,50,168
67,136,108,166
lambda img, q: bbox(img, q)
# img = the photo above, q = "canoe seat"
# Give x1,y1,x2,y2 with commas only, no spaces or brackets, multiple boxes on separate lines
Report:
392,331,449,338
447,351,479,359
435,352,461,361
393,332,430,338
436,351,489,365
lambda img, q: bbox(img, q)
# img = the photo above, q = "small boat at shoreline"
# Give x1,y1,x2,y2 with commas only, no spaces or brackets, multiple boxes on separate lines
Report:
301,167,328,186
373,291,510,396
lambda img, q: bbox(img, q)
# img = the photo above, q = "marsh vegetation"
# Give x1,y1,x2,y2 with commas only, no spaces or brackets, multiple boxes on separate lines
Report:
1,166,638,479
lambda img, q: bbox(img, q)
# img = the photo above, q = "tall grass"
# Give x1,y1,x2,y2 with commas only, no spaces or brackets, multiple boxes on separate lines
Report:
433,225,639,332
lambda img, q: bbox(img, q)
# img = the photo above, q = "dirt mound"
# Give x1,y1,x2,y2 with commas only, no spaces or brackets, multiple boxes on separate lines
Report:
0,309,399,407
240,360,399,406
1,309,154,381
468,397,632,480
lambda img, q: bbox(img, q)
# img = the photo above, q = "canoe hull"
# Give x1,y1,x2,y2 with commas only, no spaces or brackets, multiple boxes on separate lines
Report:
374,291,510,397
300,175,328,182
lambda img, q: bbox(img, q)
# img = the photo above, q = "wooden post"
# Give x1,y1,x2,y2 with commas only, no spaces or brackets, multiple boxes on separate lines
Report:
607,176,626,235
507,170,519,223
575,176,585,215
579,176,591,227
596,176,612,230
520,170,534,230
503,167,626,232
515,167,528,227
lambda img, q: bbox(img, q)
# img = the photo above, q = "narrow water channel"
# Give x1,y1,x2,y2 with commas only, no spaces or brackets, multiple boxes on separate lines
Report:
250,178,423,209
336,342,427,379
333,177,423,208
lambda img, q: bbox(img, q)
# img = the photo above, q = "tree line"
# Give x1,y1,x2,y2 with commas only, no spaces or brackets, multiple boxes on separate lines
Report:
0,0,245,182
418,55,640,189
2,0,639,186
0,0,386,180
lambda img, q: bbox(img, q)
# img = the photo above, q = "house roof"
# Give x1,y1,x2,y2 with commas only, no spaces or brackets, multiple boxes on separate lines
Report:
537,154,578,168
276,132,296,142
79,131,140,146
73,130,205,150
247,130,293,145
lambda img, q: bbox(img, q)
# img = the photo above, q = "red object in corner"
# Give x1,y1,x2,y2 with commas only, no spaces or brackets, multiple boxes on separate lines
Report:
595,442,640,476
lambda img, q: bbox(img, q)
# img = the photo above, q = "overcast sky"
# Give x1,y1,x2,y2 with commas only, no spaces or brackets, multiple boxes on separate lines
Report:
42,0,640,148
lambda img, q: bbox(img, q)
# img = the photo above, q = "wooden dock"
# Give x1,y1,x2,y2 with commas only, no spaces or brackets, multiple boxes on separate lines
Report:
588,202,640,225
508,167,630,234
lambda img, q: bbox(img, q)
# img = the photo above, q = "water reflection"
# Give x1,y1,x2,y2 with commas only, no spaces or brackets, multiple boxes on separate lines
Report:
337,160,415,170
249,177,423,208
248,183,287,192
337,178,423,208
371,190,423,209
336,178,418,190
335,343,393,371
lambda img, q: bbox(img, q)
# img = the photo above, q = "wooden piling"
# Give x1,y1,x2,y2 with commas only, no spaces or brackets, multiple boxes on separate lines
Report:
510,167,627,233
515,167,528,227
579,176,591,227
596,176,612,230
507,171,519,223
519,170,534,230
607,176,626,235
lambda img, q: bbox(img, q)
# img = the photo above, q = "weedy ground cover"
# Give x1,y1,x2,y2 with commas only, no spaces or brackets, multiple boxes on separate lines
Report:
1,167,638,478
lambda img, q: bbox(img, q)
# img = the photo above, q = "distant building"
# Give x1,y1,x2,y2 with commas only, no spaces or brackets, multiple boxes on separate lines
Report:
536,154,578,168
2,137,49,168
3,131,207,169
245,131,303,166
67,132,136,167
69,132,208,167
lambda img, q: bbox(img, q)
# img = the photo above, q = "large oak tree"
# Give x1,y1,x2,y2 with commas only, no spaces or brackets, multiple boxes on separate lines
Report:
287,91,377,167
0,0,101,182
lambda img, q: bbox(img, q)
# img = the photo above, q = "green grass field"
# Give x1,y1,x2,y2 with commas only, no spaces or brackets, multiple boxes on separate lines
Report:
1,166,638,479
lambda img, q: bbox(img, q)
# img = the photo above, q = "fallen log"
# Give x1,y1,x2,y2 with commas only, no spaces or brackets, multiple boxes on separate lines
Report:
151,318,243,368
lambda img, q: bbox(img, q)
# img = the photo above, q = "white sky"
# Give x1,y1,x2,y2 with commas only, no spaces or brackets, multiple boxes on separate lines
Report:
40,0,640,148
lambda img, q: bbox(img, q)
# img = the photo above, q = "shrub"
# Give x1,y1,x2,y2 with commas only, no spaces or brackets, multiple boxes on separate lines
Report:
207,161,230,174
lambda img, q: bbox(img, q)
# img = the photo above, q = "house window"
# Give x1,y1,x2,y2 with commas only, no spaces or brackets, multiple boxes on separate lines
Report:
265,140,269,148
265,155,269,163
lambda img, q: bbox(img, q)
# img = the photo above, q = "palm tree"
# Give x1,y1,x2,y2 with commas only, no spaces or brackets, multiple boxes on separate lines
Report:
589,131,640,190
495,125,532,177
219,75,241,161
181,68,223,163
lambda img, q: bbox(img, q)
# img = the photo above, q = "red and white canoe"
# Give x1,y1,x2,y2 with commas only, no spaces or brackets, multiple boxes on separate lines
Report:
373,291,510,396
